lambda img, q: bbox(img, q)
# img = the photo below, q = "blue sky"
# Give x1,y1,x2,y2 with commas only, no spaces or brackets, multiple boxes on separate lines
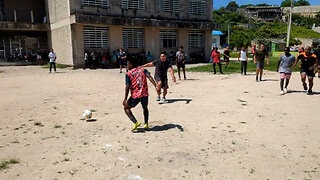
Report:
213,0,320,9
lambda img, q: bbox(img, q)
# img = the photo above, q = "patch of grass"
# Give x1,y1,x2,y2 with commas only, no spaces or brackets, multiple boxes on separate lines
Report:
54,124,62,129
0,159,19,170
185,57,300,74
63,158,70,162
90,109,97,112
0,70,4,73
34,122,44,127
42,63,69,69
61,131,66,135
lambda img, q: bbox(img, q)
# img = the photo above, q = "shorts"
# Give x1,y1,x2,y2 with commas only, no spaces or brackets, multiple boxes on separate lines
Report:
300,69,315,78
224,57,230,62
280,73,291,80
120,59,127,66
256,61,265,69
127,96,148,108
155,76,169,88
177,62,185,69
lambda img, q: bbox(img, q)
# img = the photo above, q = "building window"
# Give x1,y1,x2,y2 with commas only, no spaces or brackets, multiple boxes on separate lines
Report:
83,26,109,49
122,28,144,48
82,0,109,8
189,0,206,15
188,30,203,48
122,0,144,10
160,0,179,13
160,30,177,48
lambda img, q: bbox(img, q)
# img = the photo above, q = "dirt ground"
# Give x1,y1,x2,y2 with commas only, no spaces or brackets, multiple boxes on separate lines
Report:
0,66,319,180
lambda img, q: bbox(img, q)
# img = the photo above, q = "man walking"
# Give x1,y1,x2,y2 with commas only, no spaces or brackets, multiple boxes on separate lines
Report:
139,52,176,104
293,46,318,95
119,48,127,73
176,46,187,80
211,47,223,74
48,48,56,73
254,44,269,82
277,47,296,95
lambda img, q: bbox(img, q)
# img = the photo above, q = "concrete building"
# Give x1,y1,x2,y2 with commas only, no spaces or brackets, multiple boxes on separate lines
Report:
0,0,50,60
47,0,214,66
283,5,320,18
239,6,282,22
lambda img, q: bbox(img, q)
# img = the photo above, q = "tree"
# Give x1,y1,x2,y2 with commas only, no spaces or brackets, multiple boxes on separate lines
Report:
256,3,270,6
295,0,310,6
226,1,239,11
281,0,310,7
240,4,254,8
230,27,255,48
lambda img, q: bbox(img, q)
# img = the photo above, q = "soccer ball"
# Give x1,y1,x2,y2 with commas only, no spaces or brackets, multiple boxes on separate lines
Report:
82,110,92,119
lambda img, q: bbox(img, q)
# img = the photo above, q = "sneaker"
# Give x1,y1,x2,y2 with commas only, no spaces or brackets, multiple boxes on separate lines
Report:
131,122,141,132
280,91,284,95
307,89,313,95
303,83,308,91
144,123,149,130
156,96,160,101
184,77,187,80
159,98,166,104
284,88,288,94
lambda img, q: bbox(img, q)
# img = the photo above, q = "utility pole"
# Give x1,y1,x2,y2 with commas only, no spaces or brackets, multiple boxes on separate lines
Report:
227,20,230,46
286,0,294,47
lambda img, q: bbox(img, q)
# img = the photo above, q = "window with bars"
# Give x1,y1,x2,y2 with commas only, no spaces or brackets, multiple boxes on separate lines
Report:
82,0,109,8
83,26,109,49
189,0,206,15
160,30,177,48
122,28,144,49
122,0,144,10
160,0,179,13
188,30,204,48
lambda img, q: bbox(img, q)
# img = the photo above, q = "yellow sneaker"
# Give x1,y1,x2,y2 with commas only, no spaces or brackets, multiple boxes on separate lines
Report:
144,123,149,130
131,122,141,132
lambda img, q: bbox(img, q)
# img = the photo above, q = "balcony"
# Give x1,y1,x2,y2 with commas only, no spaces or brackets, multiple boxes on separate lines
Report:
0,21,49,31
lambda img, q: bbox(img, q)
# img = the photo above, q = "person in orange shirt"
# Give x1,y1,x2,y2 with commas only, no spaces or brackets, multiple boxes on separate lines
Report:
293,47,318,95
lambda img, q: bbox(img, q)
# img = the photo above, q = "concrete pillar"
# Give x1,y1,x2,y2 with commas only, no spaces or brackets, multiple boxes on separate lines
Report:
72,24,84,66
109,26,123,51
178,29,189,58
145,26,159,60
204,30,212,62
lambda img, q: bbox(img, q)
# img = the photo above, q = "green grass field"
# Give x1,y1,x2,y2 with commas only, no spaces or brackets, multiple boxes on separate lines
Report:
42,63,69,69
185,57,300,74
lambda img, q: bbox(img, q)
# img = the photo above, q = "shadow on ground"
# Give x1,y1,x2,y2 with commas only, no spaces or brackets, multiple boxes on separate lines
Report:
287,90,320,95
165,99,192,104
149,124,184,132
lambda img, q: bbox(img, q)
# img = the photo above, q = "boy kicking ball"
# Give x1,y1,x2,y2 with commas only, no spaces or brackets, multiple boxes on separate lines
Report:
277,47,295,95
123,59,157,132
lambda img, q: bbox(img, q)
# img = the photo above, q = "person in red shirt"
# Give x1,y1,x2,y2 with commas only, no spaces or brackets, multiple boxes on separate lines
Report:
123,59,157,131
211,47,223,74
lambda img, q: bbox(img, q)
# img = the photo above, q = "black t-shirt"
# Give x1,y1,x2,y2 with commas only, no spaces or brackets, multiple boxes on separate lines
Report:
152,59,172,78
297,53,317,70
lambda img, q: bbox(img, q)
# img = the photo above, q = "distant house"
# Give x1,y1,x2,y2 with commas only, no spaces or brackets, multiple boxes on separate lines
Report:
238,6,282,22
283,5,320,18
212,31,223,49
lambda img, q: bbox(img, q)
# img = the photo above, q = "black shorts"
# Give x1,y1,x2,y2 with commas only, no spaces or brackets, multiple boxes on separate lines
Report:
177,62,185,69
155,76,169,88
120,59,127,66
224,57,230,62
301,68,315,78
127,96,148,108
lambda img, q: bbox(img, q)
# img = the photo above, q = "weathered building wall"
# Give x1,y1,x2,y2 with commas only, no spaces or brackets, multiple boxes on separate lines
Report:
283,5,320,18
48,0,74,65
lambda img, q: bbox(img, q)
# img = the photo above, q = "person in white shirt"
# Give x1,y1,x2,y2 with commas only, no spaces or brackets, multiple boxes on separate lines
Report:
238,47,249,75
48,48,57,73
